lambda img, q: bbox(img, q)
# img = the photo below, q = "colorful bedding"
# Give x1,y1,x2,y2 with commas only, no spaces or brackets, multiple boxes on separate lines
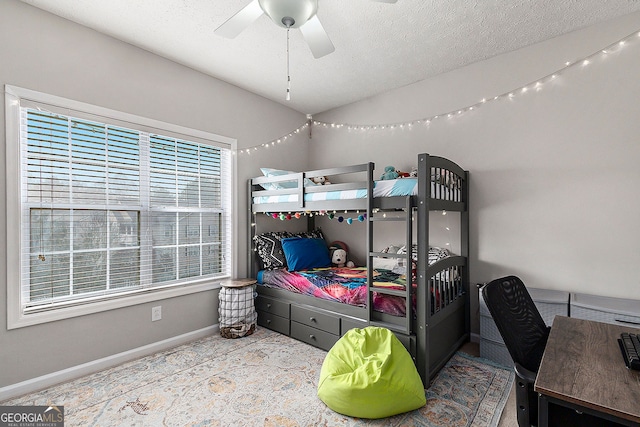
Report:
257,266,408,317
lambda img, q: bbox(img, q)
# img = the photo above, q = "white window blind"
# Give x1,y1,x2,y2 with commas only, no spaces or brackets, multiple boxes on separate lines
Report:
9,90,233,321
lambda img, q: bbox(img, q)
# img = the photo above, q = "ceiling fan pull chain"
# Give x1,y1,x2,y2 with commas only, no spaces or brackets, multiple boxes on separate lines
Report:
286,27,291,101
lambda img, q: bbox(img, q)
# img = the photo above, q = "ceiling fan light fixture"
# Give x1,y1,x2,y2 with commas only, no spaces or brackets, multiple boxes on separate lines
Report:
282,16,295,28
258,0,318,29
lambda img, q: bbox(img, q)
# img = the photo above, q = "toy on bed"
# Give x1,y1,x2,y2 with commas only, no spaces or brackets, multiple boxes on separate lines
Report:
331,248,356,268
381,165,418,179
380,165,421,180
312,175,331,185
329,241,355,268
380,166,399,180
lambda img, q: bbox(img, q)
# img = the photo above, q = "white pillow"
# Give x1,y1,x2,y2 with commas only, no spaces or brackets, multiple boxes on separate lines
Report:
372,257,400,270
260,168,316,190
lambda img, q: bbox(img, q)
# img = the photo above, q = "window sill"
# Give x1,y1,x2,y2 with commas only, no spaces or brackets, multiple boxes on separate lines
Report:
7,279,226,330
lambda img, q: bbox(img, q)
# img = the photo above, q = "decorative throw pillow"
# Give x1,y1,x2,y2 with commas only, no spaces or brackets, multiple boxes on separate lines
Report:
381,244,402,254
397,244,418,261
253,229,326,270
253,231,291,270
296,228,325,240
372,256,400,271
281,237,331,271
428,246,450,264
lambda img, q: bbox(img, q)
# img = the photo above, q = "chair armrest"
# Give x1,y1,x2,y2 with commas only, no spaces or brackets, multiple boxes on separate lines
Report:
514,362,537,384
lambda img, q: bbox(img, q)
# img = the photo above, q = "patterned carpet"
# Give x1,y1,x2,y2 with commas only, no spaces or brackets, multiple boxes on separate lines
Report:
2,328,513,426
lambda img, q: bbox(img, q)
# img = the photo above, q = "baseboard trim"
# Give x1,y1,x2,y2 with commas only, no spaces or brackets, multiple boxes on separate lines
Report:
0,324,219,402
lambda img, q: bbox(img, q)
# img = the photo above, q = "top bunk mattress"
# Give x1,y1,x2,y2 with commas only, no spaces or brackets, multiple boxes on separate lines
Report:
253,178,458,204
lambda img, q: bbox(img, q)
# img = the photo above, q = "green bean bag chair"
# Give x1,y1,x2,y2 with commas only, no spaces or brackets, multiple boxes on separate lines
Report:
317,326,426,418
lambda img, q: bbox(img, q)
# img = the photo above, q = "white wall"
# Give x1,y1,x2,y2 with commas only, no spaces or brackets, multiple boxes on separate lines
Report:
312,12,640,333
3,0,639,391
0,0,306,389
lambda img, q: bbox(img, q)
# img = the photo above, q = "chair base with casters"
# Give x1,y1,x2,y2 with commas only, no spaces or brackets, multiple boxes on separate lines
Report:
515,363,538,427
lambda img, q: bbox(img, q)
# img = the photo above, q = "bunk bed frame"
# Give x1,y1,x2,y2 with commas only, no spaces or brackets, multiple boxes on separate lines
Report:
247,153,469,387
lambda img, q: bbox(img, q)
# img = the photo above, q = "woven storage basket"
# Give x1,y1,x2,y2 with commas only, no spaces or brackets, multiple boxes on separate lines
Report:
219,285,258,338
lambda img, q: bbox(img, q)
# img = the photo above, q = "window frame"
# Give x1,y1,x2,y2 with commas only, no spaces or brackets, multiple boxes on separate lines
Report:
5,85,237,329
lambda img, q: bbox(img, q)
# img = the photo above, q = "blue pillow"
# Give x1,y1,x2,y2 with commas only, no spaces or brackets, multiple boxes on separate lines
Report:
281,237,331,271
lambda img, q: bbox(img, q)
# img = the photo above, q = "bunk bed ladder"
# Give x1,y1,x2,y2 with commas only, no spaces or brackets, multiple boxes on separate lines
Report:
365,164,374,326
367,195,413,336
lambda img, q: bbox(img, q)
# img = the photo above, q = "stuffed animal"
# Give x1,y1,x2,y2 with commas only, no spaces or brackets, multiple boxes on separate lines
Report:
396,170,411,178
409,167,418,177
331,249,355,268
331,248,348,268
312,176,331,185
330,241,355,268
380,166,399,180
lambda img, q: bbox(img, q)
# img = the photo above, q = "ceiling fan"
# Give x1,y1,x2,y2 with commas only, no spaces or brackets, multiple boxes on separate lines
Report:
215,0,397,59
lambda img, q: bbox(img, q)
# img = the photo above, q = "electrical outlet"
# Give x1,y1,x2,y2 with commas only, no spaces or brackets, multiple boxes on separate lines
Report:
152,306,162,321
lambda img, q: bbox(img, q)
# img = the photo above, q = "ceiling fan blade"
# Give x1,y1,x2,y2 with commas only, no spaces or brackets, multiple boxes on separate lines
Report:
299,15,335,59
214,0,264,39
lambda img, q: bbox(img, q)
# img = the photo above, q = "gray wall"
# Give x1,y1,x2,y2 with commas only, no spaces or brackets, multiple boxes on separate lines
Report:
0,0,306,388
312,12,640,333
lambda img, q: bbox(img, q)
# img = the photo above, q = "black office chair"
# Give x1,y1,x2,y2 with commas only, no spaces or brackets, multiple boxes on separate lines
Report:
482,276,550,427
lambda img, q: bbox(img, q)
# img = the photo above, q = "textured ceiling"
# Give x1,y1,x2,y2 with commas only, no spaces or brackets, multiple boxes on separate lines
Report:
19,0,640,114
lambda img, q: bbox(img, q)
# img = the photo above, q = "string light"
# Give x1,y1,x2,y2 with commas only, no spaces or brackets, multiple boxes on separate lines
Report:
236,28,638,154
235,121,310,155
312,29,637,130
262,211,367,223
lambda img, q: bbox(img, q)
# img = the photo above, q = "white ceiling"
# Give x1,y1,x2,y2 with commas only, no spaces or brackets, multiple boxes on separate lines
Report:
20,0,640,114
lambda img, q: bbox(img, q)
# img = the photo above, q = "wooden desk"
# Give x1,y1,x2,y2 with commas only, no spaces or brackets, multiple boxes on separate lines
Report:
535,316,640,427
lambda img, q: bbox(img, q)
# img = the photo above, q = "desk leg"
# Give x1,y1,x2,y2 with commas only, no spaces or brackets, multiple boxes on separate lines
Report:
538,393,549,427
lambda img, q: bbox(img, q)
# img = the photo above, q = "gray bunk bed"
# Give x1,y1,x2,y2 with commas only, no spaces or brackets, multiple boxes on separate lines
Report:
247,153,469,387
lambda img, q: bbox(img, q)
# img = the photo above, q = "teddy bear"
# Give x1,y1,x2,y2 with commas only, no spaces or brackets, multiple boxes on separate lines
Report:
331,248,355,268
380,166,399,180
312,176,331,185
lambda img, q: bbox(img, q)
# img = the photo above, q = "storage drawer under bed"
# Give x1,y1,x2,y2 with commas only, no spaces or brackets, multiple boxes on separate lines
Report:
256,295,290,318
290,321,340,351
257,311,290,335
291,305,341,335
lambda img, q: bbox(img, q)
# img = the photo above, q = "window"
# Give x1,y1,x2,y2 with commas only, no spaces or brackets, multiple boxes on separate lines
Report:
5,85,235,328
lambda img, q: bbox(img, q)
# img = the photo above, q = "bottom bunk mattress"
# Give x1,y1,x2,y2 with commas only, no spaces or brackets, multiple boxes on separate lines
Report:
257,267,407,317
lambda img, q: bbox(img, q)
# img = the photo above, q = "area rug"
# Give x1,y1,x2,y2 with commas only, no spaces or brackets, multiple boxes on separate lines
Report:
2,328,513,426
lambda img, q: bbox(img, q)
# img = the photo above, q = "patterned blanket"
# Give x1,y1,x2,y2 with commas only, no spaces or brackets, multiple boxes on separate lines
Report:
258,267,408,316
